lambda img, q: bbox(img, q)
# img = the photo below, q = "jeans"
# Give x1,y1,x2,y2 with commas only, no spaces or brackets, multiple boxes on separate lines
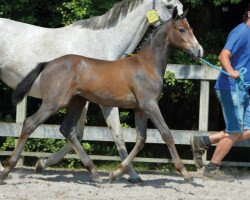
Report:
215,89,250,133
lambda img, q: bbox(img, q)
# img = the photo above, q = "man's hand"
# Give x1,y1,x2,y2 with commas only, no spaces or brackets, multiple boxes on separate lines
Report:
228,70,240,79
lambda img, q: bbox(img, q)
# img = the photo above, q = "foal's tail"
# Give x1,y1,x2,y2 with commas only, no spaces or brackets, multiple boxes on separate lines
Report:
12,62,48,106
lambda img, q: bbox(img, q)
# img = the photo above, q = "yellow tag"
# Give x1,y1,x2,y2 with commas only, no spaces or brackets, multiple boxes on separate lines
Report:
146,10,160,24
127,54,135,57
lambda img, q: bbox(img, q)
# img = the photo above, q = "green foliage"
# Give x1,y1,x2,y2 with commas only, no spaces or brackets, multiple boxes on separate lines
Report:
201,29,227,55
91,142,117,156
90,0,120,16
162,71,199,130
0,137,15,151
82,142,93,153
201,54,221,66
213,0,241,6
0,0,62,27
120,111,131,128
57,0,92,25
0,137,93,154
164,72,195,101
168,50,197,65
120,111,129,121
23,138,93,154
24,138,67,153
183,0,241,7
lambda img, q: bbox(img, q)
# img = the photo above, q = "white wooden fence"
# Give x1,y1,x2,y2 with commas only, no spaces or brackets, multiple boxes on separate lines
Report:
1,64,250,167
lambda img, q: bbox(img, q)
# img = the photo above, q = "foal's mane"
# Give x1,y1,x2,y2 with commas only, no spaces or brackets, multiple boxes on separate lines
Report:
72,0,144,30
141,18,172,48
142,14,185,49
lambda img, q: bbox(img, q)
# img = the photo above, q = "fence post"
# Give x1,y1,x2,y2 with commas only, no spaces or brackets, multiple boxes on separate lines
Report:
199,80,210,164
199,80,210,131
15,96,27,166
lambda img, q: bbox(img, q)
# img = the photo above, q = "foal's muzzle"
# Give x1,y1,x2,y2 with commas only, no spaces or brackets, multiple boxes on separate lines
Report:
190,44,204,60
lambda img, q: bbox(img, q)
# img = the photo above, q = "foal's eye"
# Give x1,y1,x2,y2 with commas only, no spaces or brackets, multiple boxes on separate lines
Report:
166,5,173,10
179,27,185,33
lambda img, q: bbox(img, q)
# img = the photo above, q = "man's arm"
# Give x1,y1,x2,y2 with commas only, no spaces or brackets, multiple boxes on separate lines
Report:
218,49,239,79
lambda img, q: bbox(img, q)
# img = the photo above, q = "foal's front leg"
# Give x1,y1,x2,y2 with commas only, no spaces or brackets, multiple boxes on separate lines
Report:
144,101,192,181
110,110,148,181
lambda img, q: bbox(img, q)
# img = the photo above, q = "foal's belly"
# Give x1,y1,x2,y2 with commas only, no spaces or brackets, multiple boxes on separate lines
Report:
79,90,139,109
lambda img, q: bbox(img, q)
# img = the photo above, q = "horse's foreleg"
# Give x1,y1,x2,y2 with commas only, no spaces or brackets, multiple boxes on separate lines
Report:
110,110,147,182
0,162,3,172
0,104,56,183
100,106,142,183
143,101,192,181
59,97,99,182
35,102,89,173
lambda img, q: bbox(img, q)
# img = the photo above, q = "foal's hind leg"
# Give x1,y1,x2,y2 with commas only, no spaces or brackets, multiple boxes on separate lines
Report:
110,110,147,181
143,101,192,181
36,102,89,173
100,106,142,183
59,97,99,182
0,104,58,183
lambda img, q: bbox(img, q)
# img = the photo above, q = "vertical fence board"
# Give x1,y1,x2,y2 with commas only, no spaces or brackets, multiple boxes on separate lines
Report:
199,80,210,131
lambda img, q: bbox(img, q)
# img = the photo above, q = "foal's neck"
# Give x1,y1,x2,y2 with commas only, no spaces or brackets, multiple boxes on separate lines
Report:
144,23,171,77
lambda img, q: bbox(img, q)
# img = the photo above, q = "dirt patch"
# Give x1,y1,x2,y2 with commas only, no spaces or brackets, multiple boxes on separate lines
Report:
0,167,250,200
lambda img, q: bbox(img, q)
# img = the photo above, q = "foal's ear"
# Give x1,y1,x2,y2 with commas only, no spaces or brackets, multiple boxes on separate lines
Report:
180,8,189,19
172,6,178,20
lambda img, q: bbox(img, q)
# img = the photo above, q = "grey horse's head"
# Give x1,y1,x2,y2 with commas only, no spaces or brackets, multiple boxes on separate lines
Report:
154,0,183,26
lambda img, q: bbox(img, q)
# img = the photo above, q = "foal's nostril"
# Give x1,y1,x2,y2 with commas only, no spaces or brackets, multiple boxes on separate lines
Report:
198,50,201,58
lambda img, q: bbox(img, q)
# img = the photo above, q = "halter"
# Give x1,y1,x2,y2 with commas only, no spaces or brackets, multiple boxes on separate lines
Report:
153,0,156,9
124,0,162,57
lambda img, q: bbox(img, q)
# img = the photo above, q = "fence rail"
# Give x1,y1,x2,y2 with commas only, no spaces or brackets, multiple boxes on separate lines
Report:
1,64,250,167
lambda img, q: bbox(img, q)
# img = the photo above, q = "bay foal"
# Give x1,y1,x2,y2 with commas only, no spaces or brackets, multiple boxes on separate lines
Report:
1,7,203,183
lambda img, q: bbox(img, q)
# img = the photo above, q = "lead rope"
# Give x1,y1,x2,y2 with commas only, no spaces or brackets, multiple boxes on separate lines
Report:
200,58,250,129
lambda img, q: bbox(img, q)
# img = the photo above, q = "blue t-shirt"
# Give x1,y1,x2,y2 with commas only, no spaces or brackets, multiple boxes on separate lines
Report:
215,23,250,91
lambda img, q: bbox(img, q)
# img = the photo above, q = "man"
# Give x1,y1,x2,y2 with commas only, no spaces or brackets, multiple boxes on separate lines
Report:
191,4,250,181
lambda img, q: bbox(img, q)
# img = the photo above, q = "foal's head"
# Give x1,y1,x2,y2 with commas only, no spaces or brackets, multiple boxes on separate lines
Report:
167,7,203,59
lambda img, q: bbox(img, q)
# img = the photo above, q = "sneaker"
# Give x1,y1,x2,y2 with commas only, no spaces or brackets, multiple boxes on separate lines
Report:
190,136,206,168
203,166,234,182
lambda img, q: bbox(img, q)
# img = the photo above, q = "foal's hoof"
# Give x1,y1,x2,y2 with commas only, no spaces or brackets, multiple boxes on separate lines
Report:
109,172,117,182
127,170,143,183
0,172,7,184
35,158,46,173
184,174,194,183
128,176,143,184
92,175,102,183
